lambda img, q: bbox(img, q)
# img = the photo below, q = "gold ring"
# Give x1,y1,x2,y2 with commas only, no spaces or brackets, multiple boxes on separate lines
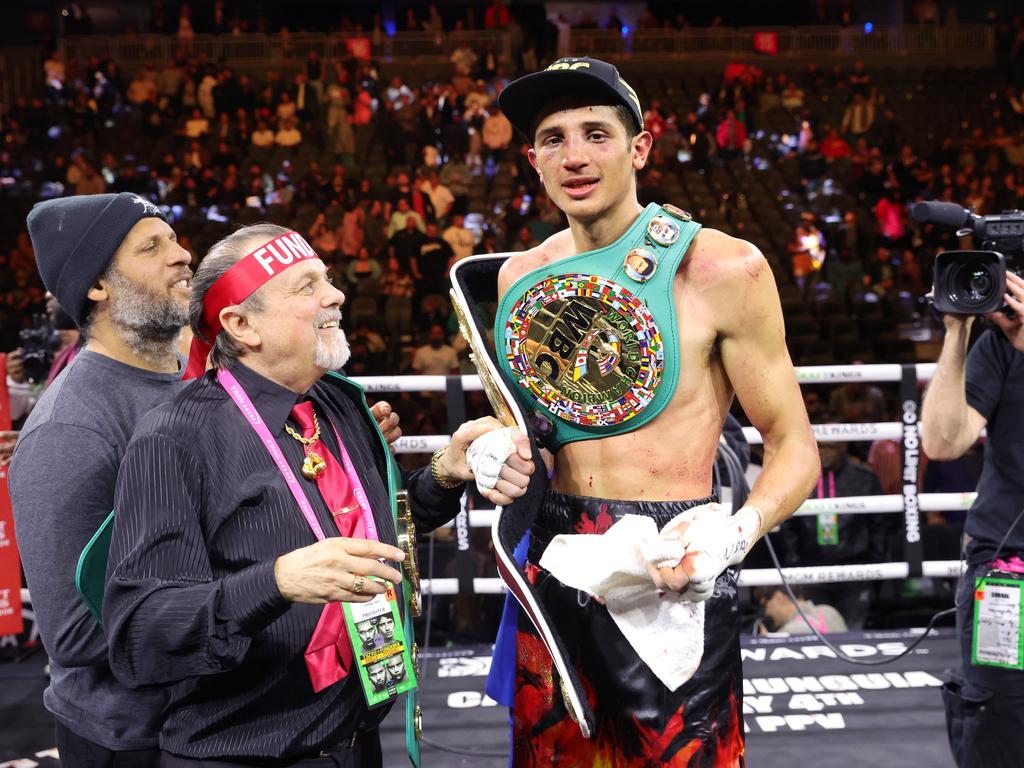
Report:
352,575,365,594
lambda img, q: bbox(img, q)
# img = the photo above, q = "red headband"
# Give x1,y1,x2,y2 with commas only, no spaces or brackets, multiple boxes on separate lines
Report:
184,231,321,378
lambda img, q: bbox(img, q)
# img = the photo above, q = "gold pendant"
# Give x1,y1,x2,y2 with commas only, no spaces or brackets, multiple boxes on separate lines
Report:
301,452,327,480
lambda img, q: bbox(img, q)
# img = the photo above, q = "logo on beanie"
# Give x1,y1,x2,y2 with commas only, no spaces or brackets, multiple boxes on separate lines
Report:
130,195,161,216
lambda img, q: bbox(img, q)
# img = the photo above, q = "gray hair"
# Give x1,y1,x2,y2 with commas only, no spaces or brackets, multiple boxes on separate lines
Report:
190,223,289,368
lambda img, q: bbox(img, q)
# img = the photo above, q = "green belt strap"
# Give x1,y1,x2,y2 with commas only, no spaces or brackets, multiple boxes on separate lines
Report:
494,203,701,451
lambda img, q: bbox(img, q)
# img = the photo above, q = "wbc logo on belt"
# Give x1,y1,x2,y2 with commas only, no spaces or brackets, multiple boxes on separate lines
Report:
504,274,664,428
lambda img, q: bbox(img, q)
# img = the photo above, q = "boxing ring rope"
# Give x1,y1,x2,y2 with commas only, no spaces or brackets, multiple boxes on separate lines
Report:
418,561,968,595
8,364,965,624
370,364,947,455
354,363,939,394
442,492,977,531
392,423,920,454
353,362,971,599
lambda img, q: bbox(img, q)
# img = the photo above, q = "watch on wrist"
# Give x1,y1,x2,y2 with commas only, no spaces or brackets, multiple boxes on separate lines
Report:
431,447,464,489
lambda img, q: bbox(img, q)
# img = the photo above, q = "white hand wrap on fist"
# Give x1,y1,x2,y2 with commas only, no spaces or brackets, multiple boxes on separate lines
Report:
677,505,763,602
466,426,519,494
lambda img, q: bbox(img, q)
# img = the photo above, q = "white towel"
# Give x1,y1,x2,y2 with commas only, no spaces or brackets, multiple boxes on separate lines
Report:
538,512,705,691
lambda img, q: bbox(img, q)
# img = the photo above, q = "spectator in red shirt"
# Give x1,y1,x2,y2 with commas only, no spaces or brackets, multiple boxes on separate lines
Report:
821,127,852,160
716,109,747,161
874,190,907,247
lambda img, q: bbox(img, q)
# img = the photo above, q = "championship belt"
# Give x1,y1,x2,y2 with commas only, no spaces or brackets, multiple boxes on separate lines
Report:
494,203,700,452
395,490,422,617
451,254,596,738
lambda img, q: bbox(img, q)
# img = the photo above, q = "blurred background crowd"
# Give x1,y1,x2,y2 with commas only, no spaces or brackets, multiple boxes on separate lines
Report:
2,0,1024,638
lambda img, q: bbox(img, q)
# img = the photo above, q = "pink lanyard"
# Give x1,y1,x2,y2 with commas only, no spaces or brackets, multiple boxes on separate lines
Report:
816,471,836,499
217,368,378,541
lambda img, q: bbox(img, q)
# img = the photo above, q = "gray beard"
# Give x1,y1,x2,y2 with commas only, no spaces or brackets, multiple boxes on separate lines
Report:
105,270,189,364
315,327,351,370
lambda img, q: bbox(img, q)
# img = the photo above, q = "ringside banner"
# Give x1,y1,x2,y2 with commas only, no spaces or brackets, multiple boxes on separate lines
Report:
0,466,24,636
378,630,958,767
0,354,11,431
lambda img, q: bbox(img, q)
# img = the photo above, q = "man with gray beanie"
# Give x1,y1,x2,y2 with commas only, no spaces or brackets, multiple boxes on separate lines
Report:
9,192,192,767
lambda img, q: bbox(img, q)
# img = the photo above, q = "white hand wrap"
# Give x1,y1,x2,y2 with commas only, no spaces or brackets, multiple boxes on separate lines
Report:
677,506,763,603
639,505,710,569
639,537,688,570
466,426,518,494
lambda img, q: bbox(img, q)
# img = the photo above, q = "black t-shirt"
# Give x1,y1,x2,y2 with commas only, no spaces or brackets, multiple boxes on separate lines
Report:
418,235,454,293
389,227,426,269
964,328,1024,563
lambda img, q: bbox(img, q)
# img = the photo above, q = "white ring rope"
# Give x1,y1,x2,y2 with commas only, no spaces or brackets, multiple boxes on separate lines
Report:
365,363,973,591
396,421,988,452
394,423,924,453
440,493,978,531
421,560,966,595
352,363,938,394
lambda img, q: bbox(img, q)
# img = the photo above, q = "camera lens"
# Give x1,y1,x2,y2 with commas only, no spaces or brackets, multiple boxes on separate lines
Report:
948,262,999,309
968,269,991,300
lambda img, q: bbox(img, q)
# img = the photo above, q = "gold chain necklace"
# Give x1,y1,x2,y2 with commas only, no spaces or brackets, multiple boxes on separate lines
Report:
286,410,327,480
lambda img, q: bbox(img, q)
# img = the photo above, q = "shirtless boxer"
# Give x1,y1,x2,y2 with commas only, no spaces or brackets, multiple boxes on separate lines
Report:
492,57,820,766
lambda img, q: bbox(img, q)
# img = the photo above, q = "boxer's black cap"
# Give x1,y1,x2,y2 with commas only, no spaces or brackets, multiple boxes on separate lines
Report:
498,57,643,140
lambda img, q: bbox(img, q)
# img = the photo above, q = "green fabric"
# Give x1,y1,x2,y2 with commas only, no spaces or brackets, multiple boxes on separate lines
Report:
325,372,419,766
75,509,115,623
494,203,701,451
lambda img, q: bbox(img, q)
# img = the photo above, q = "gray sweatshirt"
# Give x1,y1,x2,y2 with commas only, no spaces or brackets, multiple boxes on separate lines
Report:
9,350,184,749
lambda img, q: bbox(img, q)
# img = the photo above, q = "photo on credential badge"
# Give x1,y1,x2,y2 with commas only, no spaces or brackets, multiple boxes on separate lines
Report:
342,580,418,707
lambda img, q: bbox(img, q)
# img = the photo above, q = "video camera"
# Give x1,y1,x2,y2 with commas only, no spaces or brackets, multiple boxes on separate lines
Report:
912,201,1024,315
18,313,61,383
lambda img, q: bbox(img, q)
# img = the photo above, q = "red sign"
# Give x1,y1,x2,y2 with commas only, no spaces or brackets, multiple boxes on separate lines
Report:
0,354,10,431
345,37,372,61
0,468,24,636
753,32,779,55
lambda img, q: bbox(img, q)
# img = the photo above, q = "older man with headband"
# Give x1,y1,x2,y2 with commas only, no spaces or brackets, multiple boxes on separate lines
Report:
103,223,533,767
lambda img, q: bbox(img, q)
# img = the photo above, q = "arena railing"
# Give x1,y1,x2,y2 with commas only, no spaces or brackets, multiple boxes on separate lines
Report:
556,24,991,60
58,31,510,69
59,23,992,71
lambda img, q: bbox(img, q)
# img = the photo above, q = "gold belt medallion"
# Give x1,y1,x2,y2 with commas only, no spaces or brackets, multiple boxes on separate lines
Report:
504,274,664,429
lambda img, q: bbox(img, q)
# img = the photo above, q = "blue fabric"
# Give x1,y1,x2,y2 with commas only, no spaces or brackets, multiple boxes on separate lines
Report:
486,533,529,707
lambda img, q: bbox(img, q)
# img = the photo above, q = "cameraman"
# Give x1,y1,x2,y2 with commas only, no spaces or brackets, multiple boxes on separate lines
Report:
920,271,1024,767
5,349,38,423
6,294,82,422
